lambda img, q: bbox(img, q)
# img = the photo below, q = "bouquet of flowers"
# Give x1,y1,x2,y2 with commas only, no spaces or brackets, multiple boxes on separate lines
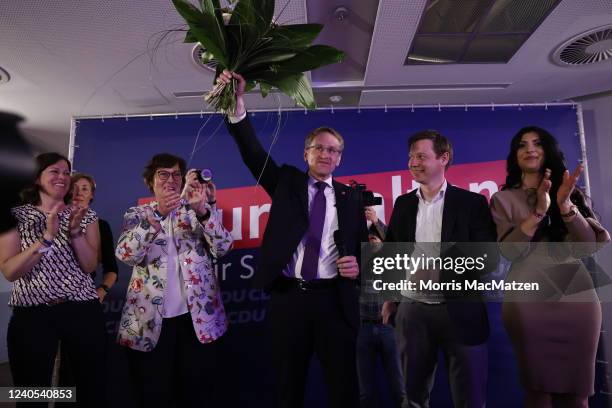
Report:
172,0,345,114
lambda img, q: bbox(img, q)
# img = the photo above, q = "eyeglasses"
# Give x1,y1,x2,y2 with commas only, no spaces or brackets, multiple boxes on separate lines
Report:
156,170,183,181
306,144,342,156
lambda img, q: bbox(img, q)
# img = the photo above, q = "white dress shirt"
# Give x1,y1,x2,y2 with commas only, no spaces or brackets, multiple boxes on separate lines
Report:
415,180,447,244
402,180,447,302
283,176,340,280
229,111,340,280
161,212,189,318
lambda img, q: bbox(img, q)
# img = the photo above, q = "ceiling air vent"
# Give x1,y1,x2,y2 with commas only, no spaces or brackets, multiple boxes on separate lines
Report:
553,25,612,66
0,66,10,84
191,44,217,73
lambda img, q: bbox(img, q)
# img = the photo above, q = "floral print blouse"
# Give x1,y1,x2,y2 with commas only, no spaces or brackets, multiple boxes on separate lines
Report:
115,202,233,352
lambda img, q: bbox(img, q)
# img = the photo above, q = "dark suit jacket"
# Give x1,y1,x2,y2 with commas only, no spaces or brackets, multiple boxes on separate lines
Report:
386,184,498,345
226,115,369,329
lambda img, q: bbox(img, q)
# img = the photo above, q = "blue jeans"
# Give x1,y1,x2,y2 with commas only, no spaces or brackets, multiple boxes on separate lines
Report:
357,323,406,408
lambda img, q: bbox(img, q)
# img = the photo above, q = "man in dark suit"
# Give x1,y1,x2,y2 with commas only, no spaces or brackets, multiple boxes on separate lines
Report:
219,71,368,408
384,130,497,408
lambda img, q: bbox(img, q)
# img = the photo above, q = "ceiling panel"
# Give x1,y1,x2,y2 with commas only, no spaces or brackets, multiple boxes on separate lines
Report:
308,0,379,83
0,0,611,154
419,0,490,33
463,34,529,62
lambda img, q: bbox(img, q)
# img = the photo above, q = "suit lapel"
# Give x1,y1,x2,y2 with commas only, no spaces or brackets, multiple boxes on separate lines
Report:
332,179,348,233
441,184,457,242
297,171,309,219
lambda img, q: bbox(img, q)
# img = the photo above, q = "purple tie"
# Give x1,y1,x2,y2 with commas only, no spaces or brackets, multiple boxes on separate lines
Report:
301,181,327,281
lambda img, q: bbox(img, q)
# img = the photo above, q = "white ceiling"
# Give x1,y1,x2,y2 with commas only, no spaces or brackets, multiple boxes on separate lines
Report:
1,0,612,154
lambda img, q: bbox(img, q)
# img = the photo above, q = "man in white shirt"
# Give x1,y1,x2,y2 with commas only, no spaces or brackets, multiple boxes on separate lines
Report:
384,130,497,408
220,70,369,408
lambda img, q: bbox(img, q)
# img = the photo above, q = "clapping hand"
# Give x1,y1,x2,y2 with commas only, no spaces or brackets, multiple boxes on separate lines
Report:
157,190,181,217
184,170,218,216
535,168,552,215
184,170,207,215
204,181,216,204
557,164,583,210
68,204,88,236
44,202,63,241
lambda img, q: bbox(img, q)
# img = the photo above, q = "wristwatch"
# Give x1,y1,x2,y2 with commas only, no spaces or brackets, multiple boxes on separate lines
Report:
97,284,110,293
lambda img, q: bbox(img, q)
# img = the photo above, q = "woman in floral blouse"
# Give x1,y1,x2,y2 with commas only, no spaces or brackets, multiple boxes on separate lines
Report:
115,153,233,407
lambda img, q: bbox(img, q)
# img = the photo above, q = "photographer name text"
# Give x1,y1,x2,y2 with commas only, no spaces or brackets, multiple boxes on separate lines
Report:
372,280,540,292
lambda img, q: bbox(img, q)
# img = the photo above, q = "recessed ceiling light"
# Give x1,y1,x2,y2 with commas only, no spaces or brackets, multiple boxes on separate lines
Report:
329,95,343,103
333,6,350,22
0,66,10,84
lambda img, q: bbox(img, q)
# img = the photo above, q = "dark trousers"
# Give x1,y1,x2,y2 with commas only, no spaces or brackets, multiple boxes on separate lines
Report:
126,313,219,408
395,301,488,408
7,299,107,408
357,323,406,408
268,284,359,408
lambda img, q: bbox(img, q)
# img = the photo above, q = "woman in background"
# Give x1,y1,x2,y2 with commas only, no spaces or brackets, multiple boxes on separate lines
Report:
71,172,118,300
0,152,106,407
490,126,610,408
58,172,120,395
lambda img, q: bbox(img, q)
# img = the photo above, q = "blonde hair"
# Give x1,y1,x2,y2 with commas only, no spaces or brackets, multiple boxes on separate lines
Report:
304,127,344,151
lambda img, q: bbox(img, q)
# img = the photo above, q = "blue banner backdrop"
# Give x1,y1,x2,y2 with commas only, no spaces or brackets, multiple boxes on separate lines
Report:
72,104,598,407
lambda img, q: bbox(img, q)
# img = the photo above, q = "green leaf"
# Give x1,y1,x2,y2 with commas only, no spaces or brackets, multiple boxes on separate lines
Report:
275,45,344,73
225,0,275,64
189,26,228,67
200,0,222,15
269,24,323,48
229,0,275,36
174,0,341,114
240,50,298,71
244,68,295,84
172,0,228,67
245,80,257,93
267,73,315,109
200,0,225,29
260,82,272,97
184,30,198,43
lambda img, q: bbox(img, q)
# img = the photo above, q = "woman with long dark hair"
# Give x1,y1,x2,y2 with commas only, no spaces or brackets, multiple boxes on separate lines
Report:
0,152,106,407
490,126,610,407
